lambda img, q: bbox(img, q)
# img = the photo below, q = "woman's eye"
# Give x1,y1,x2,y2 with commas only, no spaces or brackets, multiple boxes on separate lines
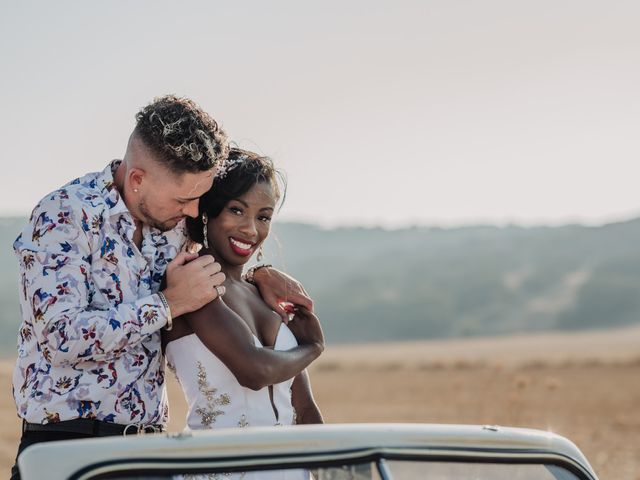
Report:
229,207,243,215
259,216,272,223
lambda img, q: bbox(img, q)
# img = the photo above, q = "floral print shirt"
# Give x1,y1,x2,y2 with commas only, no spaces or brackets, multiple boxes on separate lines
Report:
13,161,185,426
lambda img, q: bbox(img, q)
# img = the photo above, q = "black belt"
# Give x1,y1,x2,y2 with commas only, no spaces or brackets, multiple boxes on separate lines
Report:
22,418,164,437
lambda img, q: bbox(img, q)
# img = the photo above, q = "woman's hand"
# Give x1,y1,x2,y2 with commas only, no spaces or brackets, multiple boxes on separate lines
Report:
287,306,324,354
252,267,314,322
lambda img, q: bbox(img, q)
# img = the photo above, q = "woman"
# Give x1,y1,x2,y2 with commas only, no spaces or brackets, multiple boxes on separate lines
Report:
164,149,323,454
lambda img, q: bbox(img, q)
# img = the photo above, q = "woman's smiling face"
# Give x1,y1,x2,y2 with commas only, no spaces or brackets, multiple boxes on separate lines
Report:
206,181,277,266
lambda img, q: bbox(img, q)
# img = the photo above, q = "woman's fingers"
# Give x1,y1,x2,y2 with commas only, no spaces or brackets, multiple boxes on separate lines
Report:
286,290,314,311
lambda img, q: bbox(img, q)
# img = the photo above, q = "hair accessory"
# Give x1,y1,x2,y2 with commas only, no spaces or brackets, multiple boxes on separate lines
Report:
215,153,250,179
202,212,209,249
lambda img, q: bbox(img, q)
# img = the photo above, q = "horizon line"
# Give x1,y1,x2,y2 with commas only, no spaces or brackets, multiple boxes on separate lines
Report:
1,211,639,232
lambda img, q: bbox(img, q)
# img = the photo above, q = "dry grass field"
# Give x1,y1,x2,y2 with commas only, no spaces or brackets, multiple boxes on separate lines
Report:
1,325,639,479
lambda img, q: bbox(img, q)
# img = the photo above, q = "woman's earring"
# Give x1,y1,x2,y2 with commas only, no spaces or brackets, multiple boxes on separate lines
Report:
257,245,264,262
202,212,209,249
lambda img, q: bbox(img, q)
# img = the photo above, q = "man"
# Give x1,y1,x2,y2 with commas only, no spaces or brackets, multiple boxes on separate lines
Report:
11,96,318,479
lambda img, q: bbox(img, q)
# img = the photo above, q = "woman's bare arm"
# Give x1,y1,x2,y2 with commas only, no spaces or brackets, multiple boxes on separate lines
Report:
291,370,324,424
183,299,324,391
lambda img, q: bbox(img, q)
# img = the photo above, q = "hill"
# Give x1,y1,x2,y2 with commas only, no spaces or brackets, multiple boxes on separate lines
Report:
263,219,640,342
1,216,640,350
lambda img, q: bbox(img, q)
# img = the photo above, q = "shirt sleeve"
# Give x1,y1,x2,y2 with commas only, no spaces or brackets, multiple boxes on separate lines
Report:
15,192,170,367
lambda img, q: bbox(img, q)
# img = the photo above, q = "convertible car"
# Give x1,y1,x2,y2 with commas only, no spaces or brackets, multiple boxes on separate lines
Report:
18,423,599,480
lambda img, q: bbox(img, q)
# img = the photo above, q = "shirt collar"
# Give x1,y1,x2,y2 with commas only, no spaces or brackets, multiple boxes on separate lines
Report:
96,160,130,218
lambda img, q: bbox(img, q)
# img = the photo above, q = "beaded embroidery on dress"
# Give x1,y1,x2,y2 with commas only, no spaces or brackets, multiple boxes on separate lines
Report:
166,323,307,480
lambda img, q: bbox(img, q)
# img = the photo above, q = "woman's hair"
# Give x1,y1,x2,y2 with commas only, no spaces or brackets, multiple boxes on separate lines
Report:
186,147,286,244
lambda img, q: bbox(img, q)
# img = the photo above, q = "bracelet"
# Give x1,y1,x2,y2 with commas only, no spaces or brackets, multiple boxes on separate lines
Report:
157,291,173,331
244,264,272,285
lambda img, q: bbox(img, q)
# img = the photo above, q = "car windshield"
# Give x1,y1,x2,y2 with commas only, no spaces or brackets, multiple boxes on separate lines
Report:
85,458,586,480
382,459,582,480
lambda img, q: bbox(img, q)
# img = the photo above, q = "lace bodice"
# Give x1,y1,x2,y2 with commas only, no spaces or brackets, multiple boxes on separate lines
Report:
166,323,298,431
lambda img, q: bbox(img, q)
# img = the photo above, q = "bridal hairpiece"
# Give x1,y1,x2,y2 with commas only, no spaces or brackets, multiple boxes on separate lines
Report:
215,152,251,179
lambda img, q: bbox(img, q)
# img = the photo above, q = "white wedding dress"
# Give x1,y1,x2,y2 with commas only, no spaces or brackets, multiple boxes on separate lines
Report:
166,323,308,480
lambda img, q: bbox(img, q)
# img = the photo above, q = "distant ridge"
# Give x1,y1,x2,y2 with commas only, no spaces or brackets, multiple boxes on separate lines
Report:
263,217,640,343
1,216,640,352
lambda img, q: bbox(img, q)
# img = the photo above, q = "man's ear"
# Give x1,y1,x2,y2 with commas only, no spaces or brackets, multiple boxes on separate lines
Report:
128,167,146,190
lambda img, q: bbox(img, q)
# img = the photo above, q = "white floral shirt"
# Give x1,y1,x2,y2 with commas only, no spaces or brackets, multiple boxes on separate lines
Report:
13,161,185,426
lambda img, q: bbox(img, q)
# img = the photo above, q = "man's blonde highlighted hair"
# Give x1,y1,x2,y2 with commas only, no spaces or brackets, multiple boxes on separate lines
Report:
134,95,229,174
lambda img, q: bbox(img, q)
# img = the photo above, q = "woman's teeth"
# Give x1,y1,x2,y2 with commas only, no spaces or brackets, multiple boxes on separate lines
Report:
230,238,253,250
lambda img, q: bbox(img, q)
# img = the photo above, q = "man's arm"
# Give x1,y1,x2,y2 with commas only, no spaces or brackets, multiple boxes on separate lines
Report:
184,300,324,391
16,193,225,367
15,195,172,367
291,369,324,424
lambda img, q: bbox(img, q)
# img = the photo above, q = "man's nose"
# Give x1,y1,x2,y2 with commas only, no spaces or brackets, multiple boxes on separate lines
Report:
182,199,199,219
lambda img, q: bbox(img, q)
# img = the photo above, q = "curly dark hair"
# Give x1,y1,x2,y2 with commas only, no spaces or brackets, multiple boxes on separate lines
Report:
134,95,229,174
186,148,286,244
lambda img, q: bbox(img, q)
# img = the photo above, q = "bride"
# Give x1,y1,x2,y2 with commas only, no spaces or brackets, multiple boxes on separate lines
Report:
164,148,323,478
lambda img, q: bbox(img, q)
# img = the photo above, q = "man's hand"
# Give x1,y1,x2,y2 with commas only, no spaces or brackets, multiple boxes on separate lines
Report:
252,267,313,322
287,306,324,354
162,252,225,317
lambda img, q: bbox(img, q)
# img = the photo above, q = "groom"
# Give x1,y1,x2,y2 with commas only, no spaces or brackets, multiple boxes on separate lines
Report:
11,95,316,479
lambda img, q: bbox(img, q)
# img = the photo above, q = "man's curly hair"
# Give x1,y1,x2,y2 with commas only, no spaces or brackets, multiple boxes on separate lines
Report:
134,95,229,174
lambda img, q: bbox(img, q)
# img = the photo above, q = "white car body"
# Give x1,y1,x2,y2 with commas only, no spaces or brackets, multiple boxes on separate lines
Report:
18,423,599,480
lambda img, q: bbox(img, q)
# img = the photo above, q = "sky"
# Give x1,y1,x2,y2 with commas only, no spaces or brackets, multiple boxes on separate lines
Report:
1,1,640,228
